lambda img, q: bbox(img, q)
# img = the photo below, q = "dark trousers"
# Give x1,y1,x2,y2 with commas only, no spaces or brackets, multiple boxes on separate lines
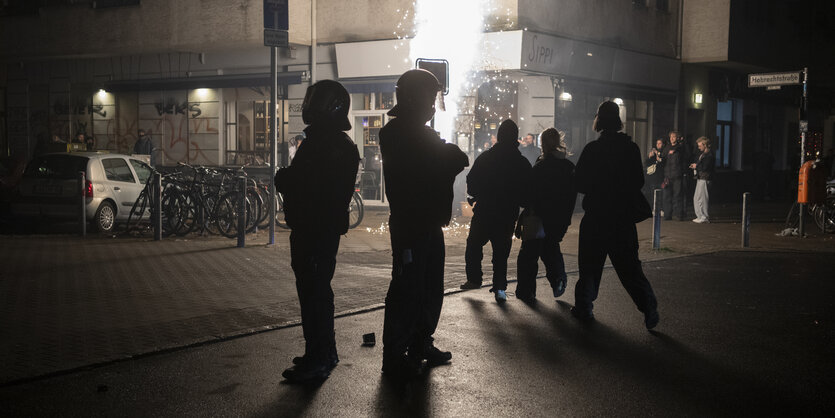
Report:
464,214,516,291
290,230,341,364
515,225,567,297
383,226,445,360
663,176,685,219
574,215,657,315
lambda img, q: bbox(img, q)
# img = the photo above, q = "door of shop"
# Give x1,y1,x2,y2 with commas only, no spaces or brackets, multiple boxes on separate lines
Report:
353,113,389,204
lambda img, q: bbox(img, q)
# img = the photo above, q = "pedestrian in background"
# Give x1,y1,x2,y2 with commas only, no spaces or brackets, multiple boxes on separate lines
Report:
662,130,686,220
519,132,541,166
133,129,155,166
274,80,360,383
515,128,576,301
288,134,304,162
460,119,531,303
379,69,469,379
572,101,659,330
689,136,715,223
645,137,666,199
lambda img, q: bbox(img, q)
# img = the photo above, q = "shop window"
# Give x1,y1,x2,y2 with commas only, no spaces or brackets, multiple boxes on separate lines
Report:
225,100,271,166
623,99,649,152
349,91,392,201
351,92,394,111
354,115,384,200
716,100,734,168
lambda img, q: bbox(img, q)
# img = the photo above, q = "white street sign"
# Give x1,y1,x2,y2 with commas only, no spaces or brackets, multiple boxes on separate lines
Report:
264,29,288,47
748,71,801,88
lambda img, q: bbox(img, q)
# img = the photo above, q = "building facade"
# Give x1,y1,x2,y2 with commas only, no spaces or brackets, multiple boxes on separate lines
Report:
680,0,835,200
7,0,829,206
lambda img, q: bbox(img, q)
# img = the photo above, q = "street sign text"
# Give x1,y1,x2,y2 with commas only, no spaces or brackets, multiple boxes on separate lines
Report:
748,71,801,88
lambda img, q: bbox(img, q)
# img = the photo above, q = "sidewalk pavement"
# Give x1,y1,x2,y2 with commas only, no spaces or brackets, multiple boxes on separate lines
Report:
1,200,834,412
1,250,833,416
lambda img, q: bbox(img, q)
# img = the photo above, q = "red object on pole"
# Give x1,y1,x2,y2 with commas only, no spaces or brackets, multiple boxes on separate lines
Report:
797,160,825,204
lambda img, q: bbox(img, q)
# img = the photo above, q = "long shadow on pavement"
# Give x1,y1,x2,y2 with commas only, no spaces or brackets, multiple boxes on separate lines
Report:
466,295,818,417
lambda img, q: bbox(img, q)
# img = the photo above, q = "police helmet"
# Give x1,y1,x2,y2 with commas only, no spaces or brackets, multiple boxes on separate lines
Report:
387,69,441,118
302,79,352,131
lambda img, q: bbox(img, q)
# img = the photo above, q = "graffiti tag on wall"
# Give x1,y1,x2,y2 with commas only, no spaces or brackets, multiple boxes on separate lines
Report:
154,99,202,118
52,97,106,117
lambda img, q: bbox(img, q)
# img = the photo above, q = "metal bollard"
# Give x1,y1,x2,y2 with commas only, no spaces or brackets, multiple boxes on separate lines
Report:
652,189,662,250
237,176,246,248
798,202,806,238
153,172,162,241
79,171,86,237
742,192,751,247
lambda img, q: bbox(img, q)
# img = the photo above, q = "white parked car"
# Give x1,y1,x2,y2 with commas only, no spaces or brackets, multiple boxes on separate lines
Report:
13,152,153,232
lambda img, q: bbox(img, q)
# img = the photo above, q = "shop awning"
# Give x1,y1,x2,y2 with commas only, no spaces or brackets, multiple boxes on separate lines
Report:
102,71,305,92
335,31,679,92
340,78,397,94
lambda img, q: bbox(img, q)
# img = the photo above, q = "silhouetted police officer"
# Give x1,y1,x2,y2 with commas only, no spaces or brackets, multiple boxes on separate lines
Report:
275,80,360,382
380,69,469,378
460,119,532,303
572,101,659,329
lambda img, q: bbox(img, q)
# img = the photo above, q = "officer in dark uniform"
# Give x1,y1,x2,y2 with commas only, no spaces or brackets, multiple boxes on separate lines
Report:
380,69,469,378
459,119,532,303
275,80,360,382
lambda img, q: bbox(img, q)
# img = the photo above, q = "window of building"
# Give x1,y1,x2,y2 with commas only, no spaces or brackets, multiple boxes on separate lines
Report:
349,91,393,202
225,97,285,167
716,100,734,168
623,99,649,154
351,92,394,111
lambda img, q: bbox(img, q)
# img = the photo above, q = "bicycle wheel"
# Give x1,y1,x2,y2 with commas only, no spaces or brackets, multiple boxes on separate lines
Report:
245,187,262,233
349,192,364,229
163,188,196,236
124,188,150,233
814,197,835,233
255,184,271,228
214,191,255,238
213,193,239,238
202,193,222,235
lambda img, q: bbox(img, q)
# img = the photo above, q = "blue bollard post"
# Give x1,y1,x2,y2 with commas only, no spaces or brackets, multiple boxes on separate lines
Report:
237,176,246,248
742,192,751,248
153,172,162,241
652,189,662,250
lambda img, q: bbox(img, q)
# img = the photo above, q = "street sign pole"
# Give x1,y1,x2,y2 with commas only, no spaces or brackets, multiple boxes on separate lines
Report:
269,46,277,245
798,67,809,237
264,0,288,246
747,68,807,237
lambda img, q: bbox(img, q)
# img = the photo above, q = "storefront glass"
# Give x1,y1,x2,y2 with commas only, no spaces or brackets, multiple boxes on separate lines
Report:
349,91,393,203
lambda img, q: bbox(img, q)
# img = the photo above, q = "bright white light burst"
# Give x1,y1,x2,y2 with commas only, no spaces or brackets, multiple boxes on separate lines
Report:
409,0,489,142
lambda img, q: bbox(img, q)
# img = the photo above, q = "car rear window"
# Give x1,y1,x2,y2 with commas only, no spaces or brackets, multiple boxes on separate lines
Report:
23,154,88,180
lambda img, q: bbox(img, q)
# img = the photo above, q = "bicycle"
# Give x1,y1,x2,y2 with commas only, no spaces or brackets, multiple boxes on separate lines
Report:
349,189,364,229
257,185,363,230
124,170,180,237
784,192,835,234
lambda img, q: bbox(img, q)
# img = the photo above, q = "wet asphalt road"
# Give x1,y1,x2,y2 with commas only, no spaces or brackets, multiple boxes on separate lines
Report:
1,250,833,417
